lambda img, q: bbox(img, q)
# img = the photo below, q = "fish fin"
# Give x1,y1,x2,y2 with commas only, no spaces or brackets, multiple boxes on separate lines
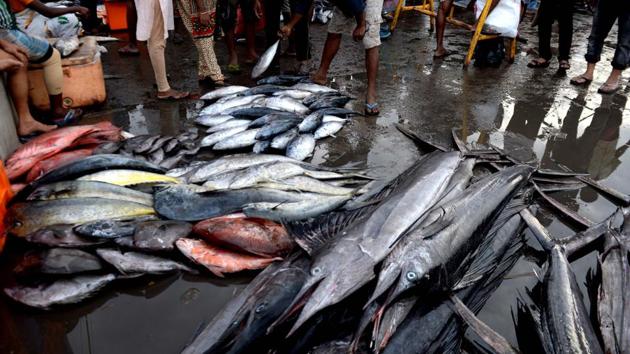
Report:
395,124,449,152
451,128,468,153
283,206,374,255
533,183,593,227
208,267,225,278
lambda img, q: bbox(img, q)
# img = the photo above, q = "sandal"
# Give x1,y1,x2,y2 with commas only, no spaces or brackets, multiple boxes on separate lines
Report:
598,82,620,94
570,75,593,86
227,64,241,74
157,89,190,100
527,58,550,68
52,108,82,127
365,102,380,116
118,45,140,56
558,60,570,71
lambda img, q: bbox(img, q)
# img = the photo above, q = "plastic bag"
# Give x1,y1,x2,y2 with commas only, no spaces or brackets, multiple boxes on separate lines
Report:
474,0,521,38
0,161,13,253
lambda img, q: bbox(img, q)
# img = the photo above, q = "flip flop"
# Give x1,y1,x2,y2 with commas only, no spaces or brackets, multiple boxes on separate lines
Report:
598,82,620,94
558,60,570,71
118,46,140,56
527,58,550,68
570,75,593,86
52,108,82,127
157,89,190,100
365,102,380,116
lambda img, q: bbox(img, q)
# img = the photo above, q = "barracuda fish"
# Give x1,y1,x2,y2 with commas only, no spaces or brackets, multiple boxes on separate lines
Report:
4,274,116,309
518,209,604,354
200,86,248,101
14,248,105,275
206,119,252,133
97,249,197,275
252,40,279,79
27,180,154,206
264,97,310,115
272,152,462,334
213,129,261,150
202,95,265,116
8,198,155,238
78,169,180,186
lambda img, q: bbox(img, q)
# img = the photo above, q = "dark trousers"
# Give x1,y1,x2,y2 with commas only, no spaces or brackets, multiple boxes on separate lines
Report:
537,0,574,60
265,0,283,47
585,0,630,70
80,0,99,32
290,0,311,61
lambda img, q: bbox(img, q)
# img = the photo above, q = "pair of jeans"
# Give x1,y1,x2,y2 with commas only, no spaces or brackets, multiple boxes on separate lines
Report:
537,0,574,61
585,0,630,70
290,0,311,61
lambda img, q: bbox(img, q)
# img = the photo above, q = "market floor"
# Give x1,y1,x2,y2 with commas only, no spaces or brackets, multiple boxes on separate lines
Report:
2,9,630,354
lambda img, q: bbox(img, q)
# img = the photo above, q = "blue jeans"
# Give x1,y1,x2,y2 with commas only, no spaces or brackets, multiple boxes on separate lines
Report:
585,0,630,70
0,28,52,63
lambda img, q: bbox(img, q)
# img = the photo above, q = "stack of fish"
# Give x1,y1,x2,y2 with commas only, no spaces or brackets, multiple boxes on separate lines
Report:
92,127,201,169
2,153,306,308
195,75,359,161
181,129,630,354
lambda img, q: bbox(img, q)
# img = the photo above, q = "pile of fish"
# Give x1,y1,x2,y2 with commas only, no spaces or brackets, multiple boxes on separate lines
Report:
195,75,359,160
91,127,201,169
178,128,630,354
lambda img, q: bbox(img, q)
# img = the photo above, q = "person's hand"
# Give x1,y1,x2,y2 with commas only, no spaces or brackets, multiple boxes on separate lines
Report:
254,0,263,19
278,24,293,39
74,6,90,18
0,41,28,63
199,11,212,26
352,23,366,42
0,58,23,72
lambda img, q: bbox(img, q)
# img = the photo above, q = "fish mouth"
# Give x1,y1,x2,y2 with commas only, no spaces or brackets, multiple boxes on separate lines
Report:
364,267,402,310
267,276,322,335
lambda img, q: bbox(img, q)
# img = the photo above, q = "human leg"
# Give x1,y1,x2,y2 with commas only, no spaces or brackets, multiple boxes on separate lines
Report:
363,0,382,115
435,0,454,58
557,0,574,62
311,33,341,84
119,0,139,54
599,6,630,93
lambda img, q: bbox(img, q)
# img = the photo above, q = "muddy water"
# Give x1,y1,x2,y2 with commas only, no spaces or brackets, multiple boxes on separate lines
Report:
2,10,630,354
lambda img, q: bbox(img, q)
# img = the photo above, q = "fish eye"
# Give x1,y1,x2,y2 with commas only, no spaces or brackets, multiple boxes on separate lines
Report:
406,271,417,281
255,304,267,313
13,221,22,228
311,267,322,276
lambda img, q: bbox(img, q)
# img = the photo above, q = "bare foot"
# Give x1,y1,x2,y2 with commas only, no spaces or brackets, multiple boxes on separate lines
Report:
434,47,450,59
310,71,327,85
18,117,56,136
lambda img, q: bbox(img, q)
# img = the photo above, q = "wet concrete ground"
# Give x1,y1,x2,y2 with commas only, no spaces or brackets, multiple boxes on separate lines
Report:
2,8,630,354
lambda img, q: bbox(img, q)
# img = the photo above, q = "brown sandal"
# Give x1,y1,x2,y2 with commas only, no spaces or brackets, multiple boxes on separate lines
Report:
570,75,593,86
598,82,620,94
157,89,189,100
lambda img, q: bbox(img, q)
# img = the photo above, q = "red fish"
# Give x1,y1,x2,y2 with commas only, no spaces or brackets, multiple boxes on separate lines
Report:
25,148,95,183
6,122,122,181
175,238,281,277
74,122,122,146
194,215,294,257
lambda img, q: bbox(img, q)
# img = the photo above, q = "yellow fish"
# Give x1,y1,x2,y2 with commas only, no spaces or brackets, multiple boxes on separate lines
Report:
78,169,180,186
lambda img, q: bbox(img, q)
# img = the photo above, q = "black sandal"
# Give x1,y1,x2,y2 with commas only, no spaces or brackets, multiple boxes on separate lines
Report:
527,58,550,68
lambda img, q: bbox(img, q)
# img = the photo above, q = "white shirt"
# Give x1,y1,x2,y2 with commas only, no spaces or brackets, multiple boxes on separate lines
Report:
134,0,174,41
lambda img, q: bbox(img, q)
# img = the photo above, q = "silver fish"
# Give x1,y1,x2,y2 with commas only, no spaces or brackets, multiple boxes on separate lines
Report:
264,97,310,115
206,119,252,133
252,40,279,79
257,176,356,195
200,126,249,147
195,114,236,127
271,128,299,150
291,83,337,93
286,134,316,161
4,274,116,309
253,140,271,154
213,129,261,150
202,95,265,116
243,195,351,222
298,112,323,133
200,86,248,101
272,89,313,100
314,121,344,140
96,249,197,274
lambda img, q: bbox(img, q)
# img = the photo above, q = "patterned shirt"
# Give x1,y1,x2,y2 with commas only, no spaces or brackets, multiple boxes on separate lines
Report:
0,0,16,29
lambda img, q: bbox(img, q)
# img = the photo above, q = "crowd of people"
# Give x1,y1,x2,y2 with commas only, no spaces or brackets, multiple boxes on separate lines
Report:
0,0,628,139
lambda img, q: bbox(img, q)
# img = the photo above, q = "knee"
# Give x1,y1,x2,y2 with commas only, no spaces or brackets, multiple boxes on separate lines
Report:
148,38,166,51
439,1,452,13
42,48,61,68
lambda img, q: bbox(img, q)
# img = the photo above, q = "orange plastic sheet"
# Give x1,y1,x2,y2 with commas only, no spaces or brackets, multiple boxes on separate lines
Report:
0,161,12,253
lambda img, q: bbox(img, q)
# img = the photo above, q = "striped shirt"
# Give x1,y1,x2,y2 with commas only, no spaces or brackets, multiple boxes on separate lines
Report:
0,0,16,29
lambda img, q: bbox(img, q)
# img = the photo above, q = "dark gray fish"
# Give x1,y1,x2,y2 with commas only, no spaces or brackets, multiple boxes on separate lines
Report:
134,135,162,154
271,128,299,150
164,138,180,154
154,185,308,221
96,249,197,274
257,74,309,86
253,140,271,154
4,274,116,309
14,248,105,275
298,112,323,133
15,154,165,201
303,92,342,106
75,216,156,238
148,136,174,154
241,85,288,96
25,224,108,248
315,107,361,117
309,96,351,110
160,152,186,170
133,221,192,251
256,120,301,140
249,113,300,128
520,210,604,354
93,141,121,154
122,134,152,153
229,107,287,119
114,236,135,248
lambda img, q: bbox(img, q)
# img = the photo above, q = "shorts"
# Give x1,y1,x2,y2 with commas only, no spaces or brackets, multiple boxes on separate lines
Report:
327,0,383,49
217,0,255,29
0,29,52,63
441,0,472,7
